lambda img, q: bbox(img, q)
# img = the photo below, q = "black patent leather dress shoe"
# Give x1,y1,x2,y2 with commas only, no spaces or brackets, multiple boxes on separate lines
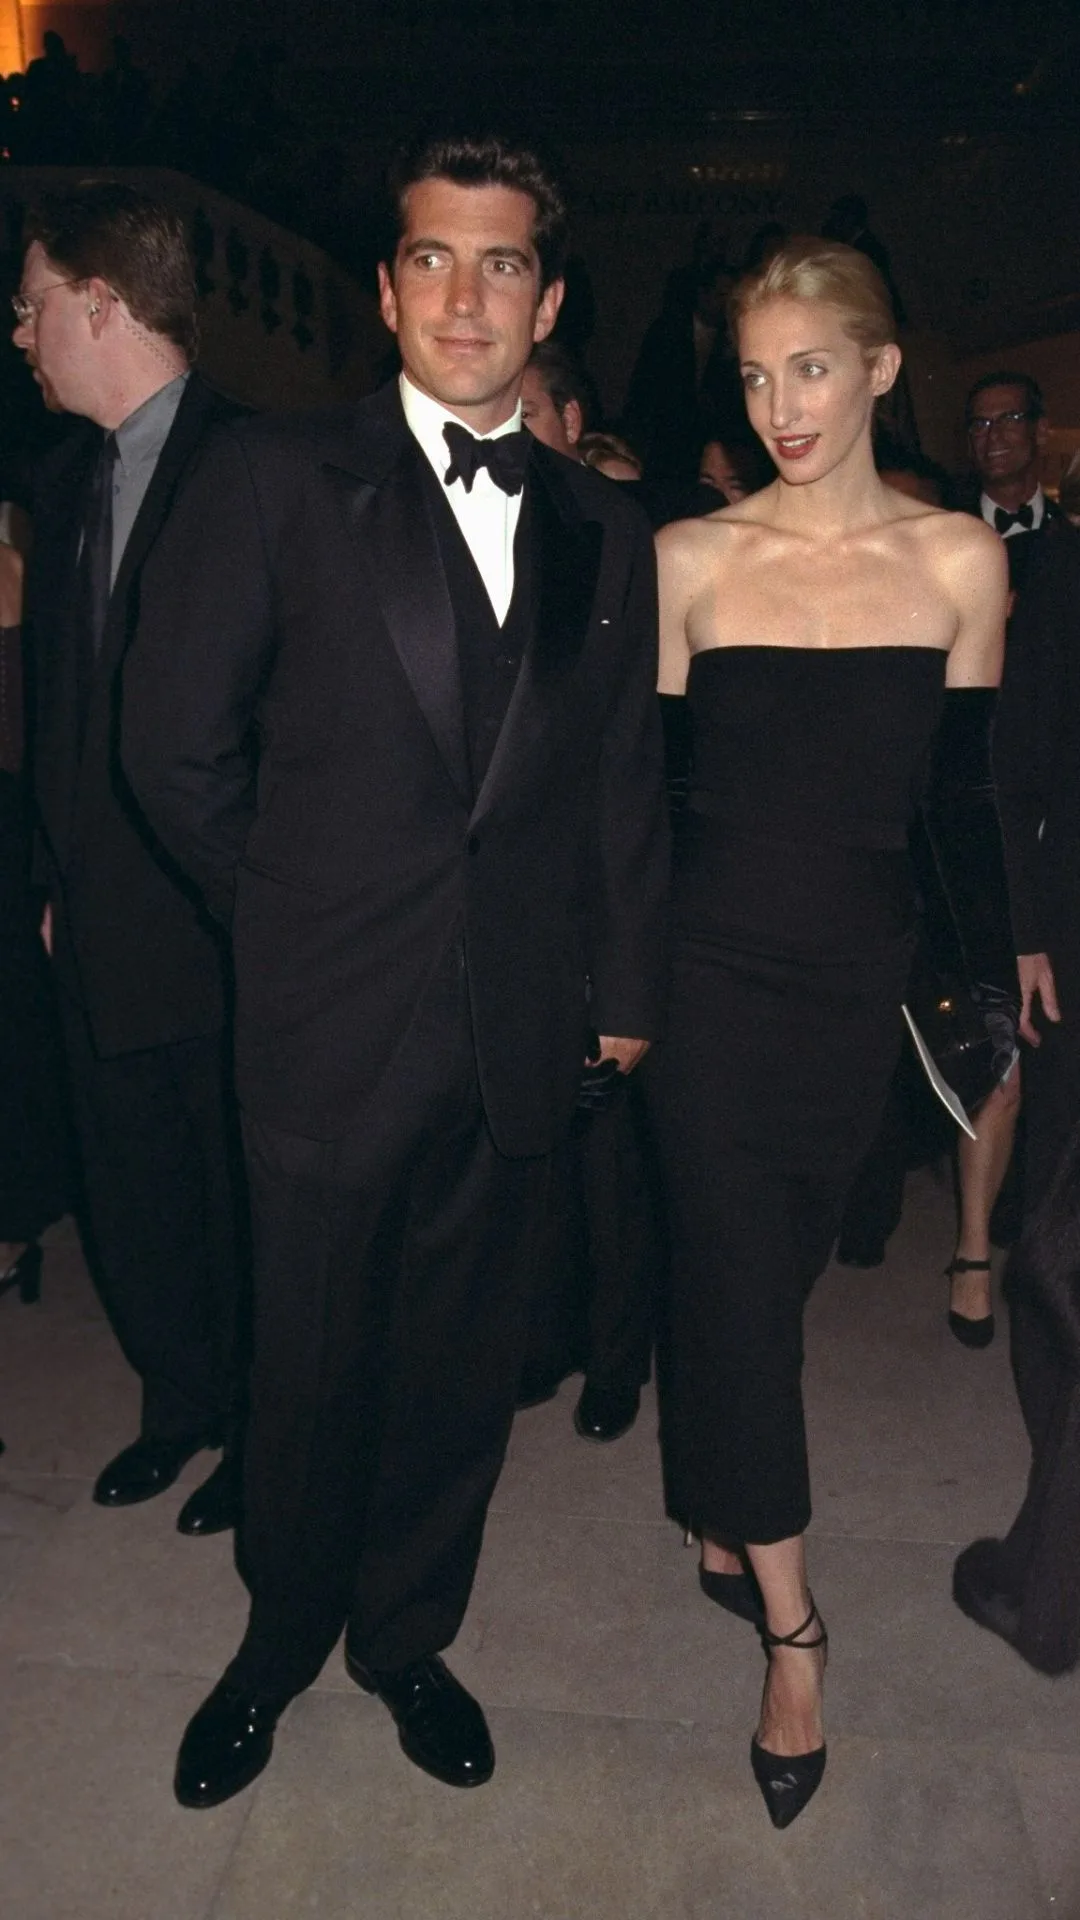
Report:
174,1678,286,1808
573,1378,641,1442
177,1455,241,1537
93,1435,208,1508
345,1648,494,1787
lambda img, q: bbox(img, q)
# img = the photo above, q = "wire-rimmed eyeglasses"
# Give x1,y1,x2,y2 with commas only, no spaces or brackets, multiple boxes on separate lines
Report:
11,277,83,325
966,409,1038,437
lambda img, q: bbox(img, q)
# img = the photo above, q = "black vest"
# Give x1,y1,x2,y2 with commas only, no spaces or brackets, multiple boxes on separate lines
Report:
420,461,536,800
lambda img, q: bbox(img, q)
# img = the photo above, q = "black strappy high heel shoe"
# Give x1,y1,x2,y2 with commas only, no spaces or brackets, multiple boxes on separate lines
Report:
699,1562,765,1627
750,1600,828,1830
0,1243,42,1305
945,1256,994,1348
685,1528,766,1627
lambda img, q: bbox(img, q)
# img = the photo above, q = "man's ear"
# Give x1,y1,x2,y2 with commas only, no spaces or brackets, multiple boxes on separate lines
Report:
377,262,398,334
563,397,583,447
86,275,111,336
533,276,564,345
1035,414,1049,455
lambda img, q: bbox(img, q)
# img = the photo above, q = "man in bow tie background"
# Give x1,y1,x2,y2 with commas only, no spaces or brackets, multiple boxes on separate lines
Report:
122,128,668,1809
964,371,1060,597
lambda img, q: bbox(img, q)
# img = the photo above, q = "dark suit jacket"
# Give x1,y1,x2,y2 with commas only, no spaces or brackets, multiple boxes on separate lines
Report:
994,517,1080,969
28,373,239,1058
122,381,669,1156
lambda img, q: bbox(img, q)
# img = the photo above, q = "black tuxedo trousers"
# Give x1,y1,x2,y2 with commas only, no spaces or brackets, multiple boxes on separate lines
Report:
228,936,549,1695
59,991,244,1441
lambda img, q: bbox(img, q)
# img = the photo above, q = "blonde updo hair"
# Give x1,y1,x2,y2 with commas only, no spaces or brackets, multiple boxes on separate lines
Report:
730,235,897,359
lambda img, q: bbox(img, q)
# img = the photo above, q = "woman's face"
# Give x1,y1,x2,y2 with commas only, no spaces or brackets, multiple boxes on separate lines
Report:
698,441,748,500
737,296,897,486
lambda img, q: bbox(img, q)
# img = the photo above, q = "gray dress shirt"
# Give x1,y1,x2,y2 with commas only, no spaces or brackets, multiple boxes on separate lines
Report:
109,371,189,586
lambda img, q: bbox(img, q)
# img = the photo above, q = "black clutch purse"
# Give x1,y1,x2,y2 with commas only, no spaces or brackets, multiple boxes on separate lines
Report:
905,963,1000,1122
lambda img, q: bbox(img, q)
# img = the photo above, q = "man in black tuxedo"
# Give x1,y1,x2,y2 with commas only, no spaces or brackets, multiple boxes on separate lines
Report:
16,183,245,1535
123,131,668,1807
963,371,1060,597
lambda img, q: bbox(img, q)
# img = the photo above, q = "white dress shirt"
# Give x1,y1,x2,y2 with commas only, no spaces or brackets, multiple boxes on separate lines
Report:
400,374,523,624
980,485,1047,538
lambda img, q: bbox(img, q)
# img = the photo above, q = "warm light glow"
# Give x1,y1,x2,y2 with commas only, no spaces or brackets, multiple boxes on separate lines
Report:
0,0,24,73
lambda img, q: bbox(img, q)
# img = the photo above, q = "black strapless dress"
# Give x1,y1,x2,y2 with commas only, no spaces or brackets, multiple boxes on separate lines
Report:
650,645,946,1545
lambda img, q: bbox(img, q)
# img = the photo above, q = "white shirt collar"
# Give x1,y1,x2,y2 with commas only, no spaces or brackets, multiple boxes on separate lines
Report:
980,484,1046,531
399,373,523,485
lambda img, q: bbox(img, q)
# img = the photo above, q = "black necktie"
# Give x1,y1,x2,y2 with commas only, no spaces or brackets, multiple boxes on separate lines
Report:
78,431,117,659
993,503,1034,535
442,421,530,497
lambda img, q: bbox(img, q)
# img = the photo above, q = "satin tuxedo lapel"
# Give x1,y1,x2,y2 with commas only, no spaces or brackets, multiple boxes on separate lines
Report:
471,446,603,824
326,438,472,808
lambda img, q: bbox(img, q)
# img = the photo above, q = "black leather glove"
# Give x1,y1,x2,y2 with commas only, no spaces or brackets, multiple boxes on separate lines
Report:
922,687,1020,1067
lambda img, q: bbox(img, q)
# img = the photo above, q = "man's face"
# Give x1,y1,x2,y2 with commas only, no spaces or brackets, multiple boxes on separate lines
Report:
12,240,95,415
378,178,563,431
967,383,1046,496
520,364,581,456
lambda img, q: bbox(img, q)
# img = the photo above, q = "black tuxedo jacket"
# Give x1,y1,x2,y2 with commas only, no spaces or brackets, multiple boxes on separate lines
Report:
28,373,238,1057
994,517,1080,971
122,382,669,1156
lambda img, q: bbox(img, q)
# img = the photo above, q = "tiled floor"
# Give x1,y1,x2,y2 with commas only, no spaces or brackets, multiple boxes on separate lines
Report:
1,1168,1075,1919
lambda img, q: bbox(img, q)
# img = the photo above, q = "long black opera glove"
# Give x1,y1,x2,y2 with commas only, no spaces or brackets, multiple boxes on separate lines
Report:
659,692,691,827
921,687,1020,1080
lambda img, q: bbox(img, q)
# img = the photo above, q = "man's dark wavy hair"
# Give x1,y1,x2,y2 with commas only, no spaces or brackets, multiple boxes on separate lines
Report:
384,130,568,291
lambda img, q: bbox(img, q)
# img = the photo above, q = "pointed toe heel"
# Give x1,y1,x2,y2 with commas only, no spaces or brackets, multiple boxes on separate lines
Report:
947,1307,996,1349
699,1564,765,1628
751,1600,828,1828
750,1735,827,1829
945,1257,994,1348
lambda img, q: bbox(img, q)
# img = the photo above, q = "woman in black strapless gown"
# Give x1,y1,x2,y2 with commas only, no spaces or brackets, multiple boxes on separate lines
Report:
650,237,1015,1827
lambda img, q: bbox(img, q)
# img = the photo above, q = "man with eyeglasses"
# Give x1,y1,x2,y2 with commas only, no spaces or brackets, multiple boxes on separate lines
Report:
965,371,1060,596
15,182,246,1538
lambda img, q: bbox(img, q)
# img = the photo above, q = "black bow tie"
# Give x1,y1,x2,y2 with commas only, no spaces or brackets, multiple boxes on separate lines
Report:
442,421,530,497
994,503,1035,534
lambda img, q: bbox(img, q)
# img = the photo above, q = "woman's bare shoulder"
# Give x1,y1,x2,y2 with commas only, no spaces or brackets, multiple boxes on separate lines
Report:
919,509,1007,603
656,500,768,568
